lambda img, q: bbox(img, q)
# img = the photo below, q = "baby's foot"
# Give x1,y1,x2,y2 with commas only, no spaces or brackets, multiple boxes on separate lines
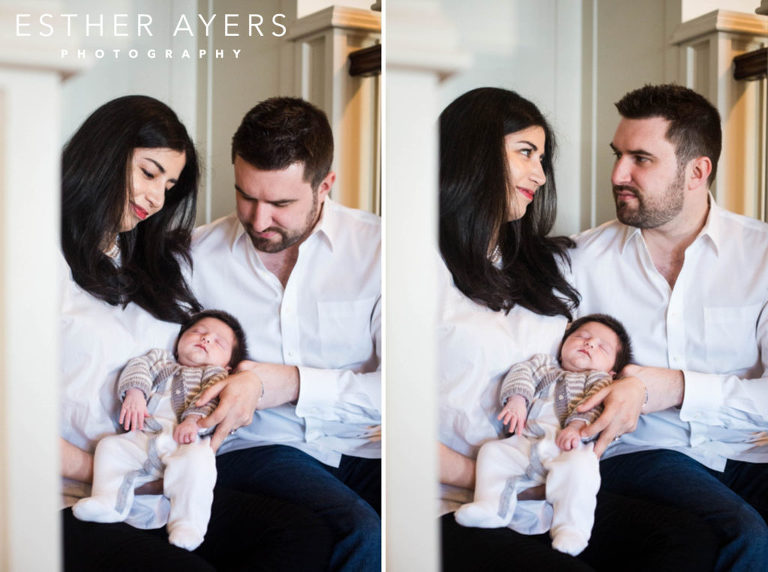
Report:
72,497,124,523
168,523,205,551
454,502,508,528
551,529,589,555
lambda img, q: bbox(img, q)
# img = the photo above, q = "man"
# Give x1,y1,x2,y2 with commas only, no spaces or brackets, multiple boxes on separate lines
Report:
570,83,768,570
190,97,381,571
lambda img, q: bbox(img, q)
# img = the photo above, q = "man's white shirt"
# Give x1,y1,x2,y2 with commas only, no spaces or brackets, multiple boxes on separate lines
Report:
570,198,768,470
191,199,381,467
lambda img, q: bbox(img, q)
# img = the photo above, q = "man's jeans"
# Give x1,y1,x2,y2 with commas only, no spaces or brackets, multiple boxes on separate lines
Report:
217,445,381,572
601,449,768,572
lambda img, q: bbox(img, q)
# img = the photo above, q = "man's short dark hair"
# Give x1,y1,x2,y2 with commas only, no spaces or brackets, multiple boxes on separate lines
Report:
559,313,633,373
176,309,248,369
615,84,721,187
231,97,334,190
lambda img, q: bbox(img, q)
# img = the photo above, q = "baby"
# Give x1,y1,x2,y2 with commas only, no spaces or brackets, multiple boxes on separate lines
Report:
73,309,247,550
455,313,633,556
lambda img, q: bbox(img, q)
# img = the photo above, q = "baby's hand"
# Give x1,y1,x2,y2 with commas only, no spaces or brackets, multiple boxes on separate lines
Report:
497,395,527,435
119,388,149,431
557,421,586,451
174,416,201,444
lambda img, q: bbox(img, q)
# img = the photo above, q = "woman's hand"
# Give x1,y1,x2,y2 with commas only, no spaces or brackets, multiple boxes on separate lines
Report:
119,388,149,431
497,395,527,435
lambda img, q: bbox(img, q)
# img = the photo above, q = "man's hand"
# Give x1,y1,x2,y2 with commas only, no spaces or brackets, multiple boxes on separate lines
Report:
195,361,301,451
119,388,149,431
195,369,264,451
577,376,646,457
174,416,202,444
557,420,586,451
498,395,527,435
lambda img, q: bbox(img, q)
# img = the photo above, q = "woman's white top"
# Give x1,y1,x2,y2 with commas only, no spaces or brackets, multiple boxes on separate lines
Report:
59,253,178,527
436,253,568,514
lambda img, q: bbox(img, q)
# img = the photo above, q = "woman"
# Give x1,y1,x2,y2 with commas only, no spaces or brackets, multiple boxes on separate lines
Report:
59,95,331,571
436,88,717,571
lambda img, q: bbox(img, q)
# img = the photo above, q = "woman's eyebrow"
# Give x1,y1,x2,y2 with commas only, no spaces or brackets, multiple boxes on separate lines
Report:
146,158,166,174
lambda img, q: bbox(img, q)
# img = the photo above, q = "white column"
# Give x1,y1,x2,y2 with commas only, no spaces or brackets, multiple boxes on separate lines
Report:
386,2,468,570
0,4,86,570
671,9,768,217
286,6,381,212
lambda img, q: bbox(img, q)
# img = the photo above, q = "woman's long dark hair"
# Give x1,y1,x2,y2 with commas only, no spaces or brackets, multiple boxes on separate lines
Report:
62,95,202,323
439,87,579,318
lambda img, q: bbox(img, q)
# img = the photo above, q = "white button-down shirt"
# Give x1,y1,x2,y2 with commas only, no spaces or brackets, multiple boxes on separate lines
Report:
570,199,768,470
59,253,178,526
437,253,567,512
190,199,381,467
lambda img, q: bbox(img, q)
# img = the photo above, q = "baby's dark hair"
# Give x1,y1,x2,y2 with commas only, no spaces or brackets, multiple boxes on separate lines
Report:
560,313,633,372
176,309,248,369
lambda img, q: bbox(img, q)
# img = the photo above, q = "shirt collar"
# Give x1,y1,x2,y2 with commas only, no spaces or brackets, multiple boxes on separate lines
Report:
312,198,338,252
230,198,339,254
618,224,642,255
698,192,721,256
618,192,720,256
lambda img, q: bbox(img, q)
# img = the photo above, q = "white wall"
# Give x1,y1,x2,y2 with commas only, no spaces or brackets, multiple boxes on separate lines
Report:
60,0,199,142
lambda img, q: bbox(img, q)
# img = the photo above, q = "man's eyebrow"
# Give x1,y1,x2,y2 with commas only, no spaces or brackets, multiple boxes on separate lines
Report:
609,143,654,158
234,186,297,204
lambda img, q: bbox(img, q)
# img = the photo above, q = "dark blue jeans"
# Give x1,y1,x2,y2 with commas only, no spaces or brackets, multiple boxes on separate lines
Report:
63,486,332,571
443,489,717,571
601,450,768,571
216,445,381,572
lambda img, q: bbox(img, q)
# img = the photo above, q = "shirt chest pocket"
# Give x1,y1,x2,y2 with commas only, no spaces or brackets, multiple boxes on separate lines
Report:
317,296,378,368
703,304,761,372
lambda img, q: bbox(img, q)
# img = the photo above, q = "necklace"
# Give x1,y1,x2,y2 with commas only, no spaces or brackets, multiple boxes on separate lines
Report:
104,240,120,260
489,244,502,265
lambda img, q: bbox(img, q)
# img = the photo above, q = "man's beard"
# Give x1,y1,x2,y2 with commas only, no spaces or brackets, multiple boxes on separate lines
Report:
614,166,685,229
247,191,320,253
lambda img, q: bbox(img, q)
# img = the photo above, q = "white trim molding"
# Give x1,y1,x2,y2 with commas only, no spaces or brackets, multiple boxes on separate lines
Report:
385,2,468,570
672,9,768,218
286,6,381,212
0,4,87,570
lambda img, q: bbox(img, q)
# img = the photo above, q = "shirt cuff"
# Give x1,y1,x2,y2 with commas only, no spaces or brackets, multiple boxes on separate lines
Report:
679,370,725,424
295,365,336,420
